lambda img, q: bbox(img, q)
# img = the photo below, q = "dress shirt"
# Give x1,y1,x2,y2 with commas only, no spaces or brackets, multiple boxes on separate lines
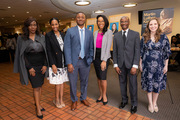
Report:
114,28,138,69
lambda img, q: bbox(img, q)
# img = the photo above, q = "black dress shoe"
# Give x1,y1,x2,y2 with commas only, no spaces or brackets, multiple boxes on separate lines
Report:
37,114,43,119
119,102,128,109
96,98,103,103
130,106,137,114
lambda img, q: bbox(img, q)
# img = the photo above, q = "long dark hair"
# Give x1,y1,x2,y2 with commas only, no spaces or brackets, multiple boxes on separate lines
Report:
96,15,109,35
142,18,162,43
22,17,40,40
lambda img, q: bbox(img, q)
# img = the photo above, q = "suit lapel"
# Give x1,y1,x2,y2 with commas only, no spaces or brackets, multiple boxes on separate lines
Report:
94,31,98,50
50,31,62,52
20,39,31,56
125,29,131,46
84,28,88,53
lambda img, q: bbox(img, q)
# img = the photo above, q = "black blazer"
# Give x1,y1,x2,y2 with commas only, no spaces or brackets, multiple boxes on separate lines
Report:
45,30,65,68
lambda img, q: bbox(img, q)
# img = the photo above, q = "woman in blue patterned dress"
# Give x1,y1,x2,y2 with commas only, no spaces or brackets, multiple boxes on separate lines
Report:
139,18,171,113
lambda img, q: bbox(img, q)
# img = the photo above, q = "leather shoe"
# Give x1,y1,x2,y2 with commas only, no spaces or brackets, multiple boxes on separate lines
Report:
119,102,128,109
130,106,137,114
81,99,90,107
71,101,77,111
96,98,103,103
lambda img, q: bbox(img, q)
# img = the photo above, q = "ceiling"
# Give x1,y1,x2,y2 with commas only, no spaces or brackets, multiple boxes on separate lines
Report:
0,0,158,27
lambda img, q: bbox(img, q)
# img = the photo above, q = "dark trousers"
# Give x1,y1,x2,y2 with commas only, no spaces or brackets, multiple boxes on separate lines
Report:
68,58,91,102
118,64,138,106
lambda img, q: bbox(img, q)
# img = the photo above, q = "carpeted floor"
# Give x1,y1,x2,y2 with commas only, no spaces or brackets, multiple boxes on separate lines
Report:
76,64,180,120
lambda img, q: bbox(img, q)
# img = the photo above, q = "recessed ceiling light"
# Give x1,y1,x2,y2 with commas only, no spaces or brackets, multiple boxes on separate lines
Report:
2,18,4,20
94,10,105,14
15,20,18,22
39,15,42,17
75,0,91,6
8,6,11,8
28,0,32,1
123,3,137,8
12,15,15,17
56,12,59,13
26,11,29,13
6,22,8,23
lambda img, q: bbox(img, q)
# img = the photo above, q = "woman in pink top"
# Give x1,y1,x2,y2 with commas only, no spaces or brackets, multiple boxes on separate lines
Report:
93,15,113,105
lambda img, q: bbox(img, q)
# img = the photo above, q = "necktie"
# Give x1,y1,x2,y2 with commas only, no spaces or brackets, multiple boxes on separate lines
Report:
123,31,126,46
80,29,84,59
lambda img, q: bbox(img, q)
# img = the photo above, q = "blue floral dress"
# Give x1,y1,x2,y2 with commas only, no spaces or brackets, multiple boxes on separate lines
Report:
140,34,171,93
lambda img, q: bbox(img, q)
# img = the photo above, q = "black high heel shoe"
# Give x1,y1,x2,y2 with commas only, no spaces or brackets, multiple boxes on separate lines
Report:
96,98,103,103
35,107,43,119
103,95,108,105
37,114,43,119
34,104,45,111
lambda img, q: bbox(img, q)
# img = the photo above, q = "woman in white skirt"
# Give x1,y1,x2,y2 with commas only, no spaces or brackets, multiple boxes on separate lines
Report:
45,18,68,108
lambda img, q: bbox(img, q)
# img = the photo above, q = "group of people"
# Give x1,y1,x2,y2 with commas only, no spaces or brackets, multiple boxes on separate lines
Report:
13,12,171,119
170,34,180,67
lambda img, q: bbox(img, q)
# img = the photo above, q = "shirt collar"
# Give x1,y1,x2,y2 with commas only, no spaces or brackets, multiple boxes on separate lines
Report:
122,28,129,33
77,25,85,31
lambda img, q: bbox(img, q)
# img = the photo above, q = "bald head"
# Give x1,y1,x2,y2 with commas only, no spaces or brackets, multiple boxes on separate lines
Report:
120,16,130,30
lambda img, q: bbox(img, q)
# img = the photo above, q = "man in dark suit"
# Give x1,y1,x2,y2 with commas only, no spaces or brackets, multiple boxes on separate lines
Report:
113,16,140,114
64,12,94,111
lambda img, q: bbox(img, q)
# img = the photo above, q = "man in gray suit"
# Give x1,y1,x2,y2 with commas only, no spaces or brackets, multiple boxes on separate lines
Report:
64,12,94,111
113,16,140,114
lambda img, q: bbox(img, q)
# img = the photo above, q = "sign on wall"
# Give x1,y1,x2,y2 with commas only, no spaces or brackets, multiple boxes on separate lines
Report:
141,8,174,35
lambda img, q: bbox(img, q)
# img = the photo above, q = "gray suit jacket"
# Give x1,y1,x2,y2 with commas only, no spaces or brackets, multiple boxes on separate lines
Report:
13,35,48,85
113,29,140,69
93,29,113,61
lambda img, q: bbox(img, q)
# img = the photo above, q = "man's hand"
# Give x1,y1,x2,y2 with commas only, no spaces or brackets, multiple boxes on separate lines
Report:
29,68,36,76
68,64,74,73
130,67,137,75
115,67,121,75
41,66,47,74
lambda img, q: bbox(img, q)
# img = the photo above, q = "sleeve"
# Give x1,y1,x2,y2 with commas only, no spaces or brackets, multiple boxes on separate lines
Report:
64,29,72,65
163,35,171,60
45,34,56,66
133,32,140,66
102,30,113,61
113,34,118,65
140,37,144,59
13,36,21,73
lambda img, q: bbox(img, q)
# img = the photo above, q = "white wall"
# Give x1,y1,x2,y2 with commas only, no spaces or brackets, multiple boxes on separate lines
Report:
91,0,180,37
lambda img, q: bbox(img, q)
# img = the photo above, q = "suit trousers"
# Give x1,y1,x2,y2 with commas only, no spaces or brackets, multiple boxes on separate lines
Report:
68,58,91,102
118,64,138,106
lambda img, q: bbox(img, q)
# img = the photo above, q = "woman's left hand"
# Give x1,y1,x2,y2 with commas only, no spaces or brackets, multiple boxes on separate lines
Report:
163,65,168,74
101,61,106,71
41,66,47,74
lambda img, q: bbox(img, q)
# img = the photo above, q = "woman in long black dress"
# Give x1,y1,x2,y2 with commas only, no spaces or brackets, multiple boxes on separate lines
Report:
14,17,48,119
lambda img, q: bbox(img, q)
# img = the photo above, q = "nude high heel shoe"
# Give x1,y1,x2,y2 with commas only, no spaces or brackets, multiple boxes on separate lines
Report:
154,105,159,112
148,105,154,113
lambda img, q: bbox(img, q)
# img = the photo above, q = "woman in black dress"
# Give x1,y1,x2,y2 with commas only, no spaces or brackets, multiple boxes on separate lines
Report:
14,17,48,119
